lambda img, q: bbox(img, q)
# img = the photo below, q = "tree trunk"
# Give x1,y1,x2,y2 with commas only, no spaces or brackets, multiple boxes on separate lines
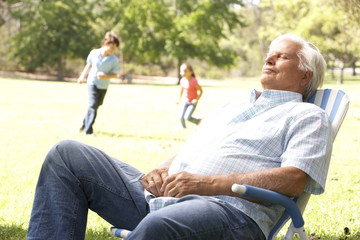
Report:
177,58,181,85
331,66,335,80
352,59,357,76
337,67,344,84
57,58,63,81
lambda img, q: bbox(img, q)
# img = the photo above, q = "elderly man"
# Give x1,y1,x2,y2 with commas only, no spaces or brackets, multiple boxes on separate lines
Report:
27,34,332,240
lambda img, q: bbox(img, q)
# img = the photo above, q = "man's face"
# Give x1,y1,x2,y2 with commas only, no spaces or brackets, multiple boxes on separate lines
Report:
260,39,310,94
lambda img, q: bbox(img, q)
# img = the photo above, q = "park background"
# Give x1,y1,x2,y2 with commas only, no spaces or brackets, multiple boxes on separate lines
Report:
1,0,360,239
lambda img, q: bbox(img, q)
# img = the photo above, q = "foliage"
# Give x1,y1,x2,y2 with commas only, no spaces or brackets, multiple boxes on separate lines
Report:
1,0,359,80
295,1,360,84
8,0,99,79
4,0,246,78
257,0,360,83
334,0,360,26
223,2,266,76
102,0,246,72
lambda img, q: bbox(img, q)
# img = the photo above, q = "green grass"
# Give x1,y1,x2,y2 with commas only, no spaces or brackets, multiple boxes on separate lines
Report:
0,75,359,239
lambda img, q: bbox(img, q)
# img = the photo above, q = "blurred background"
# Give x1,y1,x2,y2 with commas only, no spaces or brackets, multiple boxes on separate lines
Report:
0,0,359,83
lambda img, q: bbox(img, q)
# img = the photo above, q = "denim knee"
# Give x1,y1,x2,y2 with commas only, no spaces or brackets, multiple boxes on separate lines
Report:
129,212,172,239
51,139,80,155
44,140,83,166
54,139,80,150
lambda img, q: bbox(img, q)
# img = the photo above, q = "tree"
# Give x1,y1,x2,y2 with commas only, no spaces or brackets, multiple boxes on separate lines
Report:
219,1,267,77
101,0,246,78
257,0,360,84
335,0,360,26
296,1,360,83
9,0,99,80
256,0,309,48
334,0,360,76
7,0,246,79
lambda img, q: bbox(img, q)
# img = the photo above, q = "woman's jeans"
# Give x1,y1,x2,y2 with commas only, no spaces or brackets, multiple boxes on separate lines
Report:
83,85,107,134
180,102,201,128
27,140,265,240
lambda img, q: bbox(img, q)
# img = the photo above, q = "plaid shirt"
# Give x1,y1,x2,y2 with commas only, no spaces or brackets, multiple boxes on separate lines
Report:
145,89,333,237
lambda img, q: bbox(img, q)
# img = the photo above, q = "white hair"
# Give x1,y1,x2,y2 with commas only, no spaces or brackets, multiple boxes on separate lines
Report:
269,34,327,101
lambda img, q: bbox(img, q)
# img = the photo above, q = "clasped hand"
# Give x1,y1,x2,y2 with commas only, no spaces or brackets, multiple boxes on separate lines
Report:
141,168,212,198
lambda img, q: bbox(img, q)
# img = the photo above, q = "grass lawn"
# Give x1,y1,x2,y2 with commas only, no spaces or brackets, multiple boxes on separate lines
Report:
0,74,359,239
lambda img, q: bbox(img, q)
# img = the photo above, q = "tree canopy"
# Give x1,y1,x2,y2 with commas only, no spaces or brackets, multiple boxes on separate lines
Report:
9,0,99,80
7,0,246,80
1,0,359,82
256,0,360,83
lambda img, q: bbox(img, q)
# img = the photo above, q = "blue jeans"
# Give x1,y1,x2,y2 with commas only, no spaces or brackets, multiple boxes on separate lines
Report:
128,195,265,240
27,140,265,240
180,102,201,128
83,85,107,134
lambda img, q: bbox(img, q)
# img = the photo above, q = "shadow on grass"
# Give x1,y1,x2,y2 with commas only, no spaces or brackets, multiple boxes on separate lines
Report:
277,231,360,240
96,130,187,142
0,224,27,240
0,224,116,240
86,227,117,240
1,224,359,240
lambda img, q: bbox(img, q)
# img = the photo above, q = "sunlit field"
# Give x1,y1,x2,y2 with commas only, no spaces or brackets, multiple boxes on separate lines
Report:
1,74,359,239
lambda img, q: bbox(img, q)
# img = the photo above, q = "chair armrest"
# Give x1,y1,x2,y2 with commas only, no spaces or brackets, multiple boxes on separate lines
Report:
231,184,304,228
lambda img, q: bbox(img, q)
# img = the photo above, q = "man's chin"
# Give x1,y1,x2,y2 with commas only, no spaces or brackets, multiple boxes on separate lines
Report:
260,75,274,86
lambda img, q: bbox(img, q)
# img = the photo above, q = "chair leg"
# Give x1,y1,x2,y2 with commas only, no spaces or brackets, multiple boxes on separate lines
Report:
296,227,309,240
282,225,308,240
110,227,132,238
282,226,295,240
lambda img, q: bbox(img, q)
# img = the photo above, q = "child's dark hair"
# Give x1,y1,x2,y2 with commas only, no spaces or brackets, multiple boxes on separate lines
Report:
102,31,120,47
182,63,196,78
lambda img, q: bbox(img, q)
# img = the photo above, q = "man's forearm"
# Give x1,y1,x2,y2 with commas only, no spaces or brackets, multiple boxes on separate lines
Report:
210,167,308,198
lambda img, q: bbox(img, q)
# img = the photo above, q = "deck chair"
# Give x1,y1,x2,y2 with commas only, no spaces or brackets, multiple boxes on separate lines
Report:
232,88,349,240
111,89,350,240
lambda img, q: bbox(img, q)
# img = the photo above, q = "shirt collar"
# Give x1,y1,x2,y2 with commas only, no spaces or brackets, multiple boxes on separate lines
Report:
250,89,303,105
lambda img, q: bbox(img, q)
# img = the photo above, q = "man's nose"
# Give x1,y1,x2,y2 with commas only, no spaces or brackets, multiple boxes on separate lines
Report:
265,55,275,65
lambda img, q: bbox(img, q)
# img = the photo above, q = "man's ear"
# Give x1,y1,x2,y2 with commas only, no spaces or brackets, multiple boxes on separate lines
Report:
301,71,312,86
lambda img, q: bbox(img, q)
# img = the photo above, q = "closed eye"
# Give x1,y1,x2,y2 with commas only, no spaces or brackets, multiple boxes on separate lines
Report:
278,54,289,59
266,52,289,60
